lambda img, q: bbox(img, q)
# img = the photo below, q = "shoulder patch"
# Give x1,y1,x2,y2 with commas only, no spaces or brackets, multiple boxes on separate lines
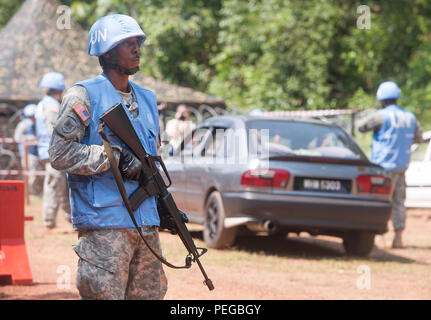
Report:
72,102,90,123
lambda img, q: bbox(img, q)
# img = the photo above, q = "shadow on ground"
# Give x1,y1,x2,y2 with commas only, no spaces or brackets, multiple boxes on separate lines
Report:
0,290,78,300
187,230,423,264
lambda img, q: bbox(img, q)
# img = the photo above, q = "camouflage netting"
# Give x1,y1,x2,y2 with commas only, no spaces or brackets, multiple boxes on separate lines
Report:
0,0,225,106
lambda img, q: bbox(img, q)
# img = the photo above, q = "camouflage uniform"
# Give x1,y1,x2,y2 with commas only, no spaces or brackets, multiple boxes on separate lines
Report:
358,111,423,231
49,85,167,300
39,96,71,227
28,154,44,196
42,162,71,227
74,227,167,300
385,170,406,231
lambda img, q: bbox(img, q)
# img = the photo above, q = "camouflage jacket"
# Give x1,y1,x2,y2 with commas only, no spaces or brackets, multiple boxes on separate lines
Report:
49,84,138,175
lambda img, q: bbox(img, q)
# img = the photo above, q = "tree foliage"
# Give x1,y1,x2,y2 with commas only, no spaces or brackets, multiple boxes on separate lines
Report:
1,0,431,127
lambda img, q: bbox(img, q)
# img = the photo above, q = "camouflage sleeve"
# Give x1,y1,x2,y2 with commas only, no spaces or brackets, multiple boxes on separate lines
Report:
49,85,120,175
13,120,29,141
357,112,384,133
414,118,423,144
43,100,60,134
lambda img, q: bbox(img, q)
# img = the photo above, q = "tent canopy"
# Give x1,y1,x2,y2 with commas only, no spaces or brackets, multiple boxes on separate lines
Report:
0,0,225,106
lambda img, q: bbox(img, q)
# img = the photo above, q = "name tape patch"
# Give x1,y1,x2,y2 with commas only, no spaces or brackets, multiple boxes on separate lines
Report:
73,102,90,123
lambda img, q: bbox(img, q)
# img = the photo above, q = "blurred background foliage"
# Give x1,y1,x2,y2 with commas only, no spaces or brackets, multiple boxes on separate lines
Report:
1,0,430,129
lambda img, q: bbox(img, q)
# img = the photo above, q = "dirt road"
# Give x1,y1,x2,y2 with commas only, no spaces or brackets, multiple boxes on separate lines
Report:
1,198,430,300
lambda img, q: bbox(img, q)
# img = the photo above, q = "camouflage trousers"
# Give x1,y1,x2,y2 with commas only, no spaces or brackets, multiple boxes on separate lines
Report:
387,170,406,231
21,154,44,197
42,162,71,227
74,227,168,300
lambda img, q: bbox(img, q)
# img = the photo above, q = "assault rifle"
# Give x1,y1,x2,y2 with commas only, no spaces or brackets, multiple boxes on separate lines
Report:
98,103,214,291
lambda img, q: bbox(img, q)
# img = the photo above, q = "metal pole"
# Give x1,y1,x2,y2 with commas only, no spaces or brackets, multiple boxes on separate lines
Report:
23,142,30,205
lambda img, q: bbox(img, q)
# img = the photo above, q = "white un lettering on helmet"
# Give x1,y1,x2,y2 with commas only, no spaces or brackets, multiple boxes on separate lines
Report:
90,28,107,45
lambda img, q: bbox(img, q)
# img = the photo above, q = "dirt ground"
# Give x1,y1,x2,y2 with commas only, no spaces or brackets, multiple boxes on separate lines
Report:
1,198,431,300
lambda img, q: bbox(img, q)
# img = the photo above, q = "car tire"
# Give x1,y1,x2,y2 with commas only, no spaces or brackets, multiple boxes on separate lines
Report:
203,191,237,249
342,231,375,257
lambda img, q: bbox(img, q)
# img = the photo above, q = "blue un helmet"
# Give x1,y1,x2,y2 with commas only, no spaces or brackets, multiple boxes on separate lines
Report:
23,104,37,117
88,14,146,57
39,72,65,91
376,81,401,101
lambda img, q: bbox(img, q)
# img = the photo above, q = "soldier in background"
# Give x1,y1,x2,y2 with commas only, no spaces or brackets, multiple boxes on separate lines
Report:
358,81,422,249
14,104,44,196
35,72,72,233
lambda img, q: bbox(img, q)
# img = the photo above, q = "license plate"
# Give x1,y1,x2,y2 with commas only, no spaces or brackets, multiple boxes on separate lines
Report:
303,179,341,192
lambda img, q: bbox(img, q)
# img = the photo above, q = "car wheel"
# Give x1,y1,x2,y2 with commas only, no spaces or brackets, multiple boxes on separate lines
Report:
342,231,375,257
203,191,237,249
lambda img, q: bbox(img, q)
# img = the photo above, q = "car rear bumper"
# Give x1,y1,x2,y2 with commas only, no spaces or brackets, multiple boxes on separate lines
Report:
222,191,392,234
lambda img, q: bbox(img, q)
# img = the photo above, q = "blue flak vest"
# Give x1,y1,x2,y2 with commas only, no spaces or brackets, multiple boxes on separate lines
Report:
18,119,38,157
35,95,59,161
68,74,160,230
371,104,416,171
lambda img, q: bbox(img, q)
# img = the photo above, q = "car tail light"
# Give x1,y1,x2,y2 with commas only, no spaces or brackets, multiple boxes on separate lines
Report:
241,169,290,188
357,175,392,194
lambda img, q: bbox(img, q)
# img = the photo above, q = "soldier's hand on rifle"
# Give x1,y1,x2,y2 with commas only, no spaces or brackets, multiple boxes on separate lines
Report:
118,148,142,181
158,200,189,234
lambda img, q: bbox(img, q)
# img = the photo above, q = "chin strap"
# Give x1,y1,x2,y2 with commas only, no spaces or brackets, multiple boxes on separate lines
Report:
105,63,140,75
105,48,140,75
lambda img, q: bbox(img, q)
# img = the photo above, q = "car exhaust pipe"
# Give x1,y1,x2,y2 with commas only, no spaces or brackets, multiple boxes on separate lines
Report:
263,220,277,232
246,220,278,234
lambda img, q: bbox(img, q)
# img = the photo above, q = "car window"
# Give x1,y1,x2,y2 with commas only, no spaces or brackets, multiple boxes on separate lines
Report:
181,127,211,157
246,120,365,160
201,127,227,157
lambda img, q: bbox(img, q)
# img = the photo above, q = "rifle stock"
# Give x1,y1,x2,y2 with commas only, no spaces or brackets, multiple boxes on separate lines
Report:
100,103,214,291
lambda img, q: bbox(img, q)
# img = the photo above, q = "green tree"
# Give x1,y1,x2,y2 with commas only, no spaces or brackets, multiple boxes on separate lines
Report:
0,0,25,27
2,0,430,128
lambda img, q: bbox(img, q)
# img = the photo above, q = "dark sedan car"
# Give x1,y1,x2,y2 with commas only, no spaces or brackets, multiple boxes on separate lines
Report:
162,115,393,256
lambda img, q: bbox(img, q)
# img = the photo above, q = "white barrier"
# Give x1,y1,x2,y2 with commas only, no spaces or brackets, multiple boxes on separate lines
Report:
0,170,46,176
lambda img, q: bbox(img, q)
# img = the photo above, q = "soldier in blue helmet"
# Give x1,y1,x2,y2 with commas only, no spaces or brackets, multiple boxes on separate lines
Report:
49,14,167,299
358,81,423,249
35,72,72,232
14,104,44,196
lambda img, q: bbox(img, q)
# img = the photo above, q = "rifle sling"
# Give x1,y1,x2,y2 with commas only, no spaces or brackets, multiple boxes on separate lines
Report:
98,123,191,270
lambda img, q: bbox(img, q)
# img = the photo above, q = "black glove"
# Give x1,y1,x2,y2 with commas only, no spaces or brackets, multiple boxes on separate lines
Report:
118,148,142,181
158,200,189,235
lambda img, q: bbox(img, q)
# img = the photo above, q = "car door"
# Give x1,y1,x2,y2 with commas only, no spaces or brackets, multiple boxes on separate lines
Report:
182,127,213,216
161,151,187,210
183,125,229,215
406,135,431,207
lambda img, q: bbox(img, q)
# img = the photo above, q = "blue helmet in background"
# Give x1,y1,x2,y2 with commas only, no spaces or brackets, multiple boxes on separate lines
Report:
23,104,37,117
40,72,65,91
376,81,401,101
88,14,146,57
